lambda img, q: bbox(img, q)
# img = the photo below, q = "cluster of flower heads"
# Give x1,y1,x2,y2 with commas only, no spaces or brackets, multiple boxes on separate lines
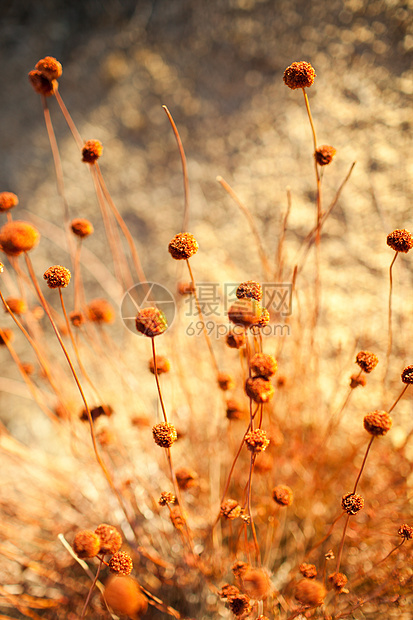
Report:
73,524,133,575
28,56,62,96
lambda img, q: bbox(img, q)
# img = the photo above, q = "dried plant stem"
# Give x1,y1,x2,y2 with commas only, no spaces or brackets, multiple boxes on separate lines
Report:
388,384,408,414
80,557,103,619
246,453,260,564
54,89,83,149
335,513,351,574
350,539,405,589
353,436,374,494
73,238,85,312
162,105,190,232
152,338,169,424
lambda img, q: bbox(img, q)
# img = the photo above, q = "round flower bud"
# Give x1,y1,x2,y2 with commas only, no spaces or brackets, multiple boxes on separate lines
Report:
228,299,262,327
73,530,101,559
401,365,413,384
0,192,18,212
236,280,262,302
175,467,198,490
104,575,148,618
363,410,392,436
217,372,235,391
350,373,366,389
0,328,14,346
245,376,274,403
341,492,364,515
272,484,293,507
28,70,56,96
220,499,242,520
0,221,40,256
158,492,175,506
95,524,122,555
87,299,115,324
71,218,94,238
299,563,317,579
328,572,348,593
70,311,85,328
398,524,413,540
35,56,62,81
257,307,270,328
242,568,271,600
219,584,240,599
232,560,249,578
283,61,316,90
228,593,252,617
295,579,326,607
245,429,270,453
82,140,103,164
5,297,27,315
387,229,413,253
109,551,133,575
152,422,177,448
135,307,167,337
250,353,277,379
168,232,199,260
356,351,379,373
43,265,71,289
315,145,336,166
226,328,246,349
149,355,170,375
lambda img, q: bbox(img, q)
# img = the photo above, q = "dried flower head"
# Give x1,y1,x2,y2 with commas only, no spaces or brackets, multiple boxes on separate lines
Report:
43,265,71,289
272,484,294,507
95,524,122,555
250,353,278,379
325,550,335,561
236,280,262,302
299,563,317,579
232,560,250,579
136,307,167,337
398,524,413,540
228,593,252,616
73,530,101,559
387,229,413,253
283,61,316,90
70,218,94,238
0,192,18,212
82,139,103,164
28,70,56,96
315,145,336,166
257,307,270,328
341,492,364,515
220,499,242,520
226,328,246,349
159,492,175,506
5,297,27,315
109,551,133,575
242,568,271,600
245,429,270,453
0,328,14,346
228,299,262,327
226,399,245,421
87,299,115,324
401,365,413,384
245,376,275,403
69,311,85,328
356,351,379,373
168,232,199,260
219,584,240,599
152,422,177,448
35,56,62,81
328,572,348,593
104,575,148,618
218,372,235,391
0,221,40,256
295,579,326,607
175,467,198,490
149,355,171,375
170,507,185,530
363,410,392,436
350,373,366,389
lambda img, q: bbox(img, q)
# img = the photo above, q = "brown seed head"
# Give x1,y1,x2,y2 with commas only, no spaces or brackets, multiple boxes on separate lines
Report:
0,328,14,346
245,376,275,403
363,410,392,436
228,299,262,327
70,311,85,328
350,373,367,388
295,579,326,607
245,429,270,453
109,551,133,575
218,372,235,391
387,229,413,253
328,572,348,593
71,218,94,238
219,584,240,599
73,530,101,559
401,365,413,384
136,307,167,337
159,491,176,506
220,499,242,520
0,192,18,212
28,70,56,96
398,524,413,540
152,422,177,448
228,593,251,616
43,265,71,289
226,399,245,421
82,139,103,163
35,56,62,81
0,221,40,256
236,280,262,302
250,353,278,379
87,298,115,324
283,61,316,89
168,232,199,260
175,467,198,490
170,507,185,530
226,328,246,349
257,307,270,328
5,297,27,315
95,524,122,555
242,568,271,600
356,351,379,373
104,575,148,617
299,563,317,579
341,492,364,515
149,355,171,375
272,484,294,507
315,145,336,166
232,560,250,579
